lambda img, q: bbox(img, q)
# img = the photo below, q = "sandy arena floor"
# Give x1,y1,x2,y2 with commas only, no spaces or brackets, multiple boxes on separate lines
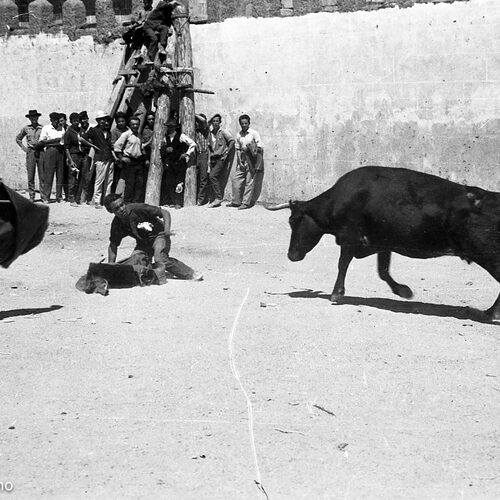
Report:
0,200,499,499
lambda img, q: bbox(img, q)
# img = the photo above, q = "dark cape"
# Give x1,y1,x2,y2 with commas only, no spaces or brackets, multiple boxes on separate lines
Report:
0,182,49,268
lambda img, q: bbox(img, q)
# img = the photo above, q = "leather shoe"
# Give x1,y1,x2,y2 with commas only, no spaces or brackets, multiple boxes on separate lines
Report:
208,200,221,208
226,203,240,208
237,205,250,210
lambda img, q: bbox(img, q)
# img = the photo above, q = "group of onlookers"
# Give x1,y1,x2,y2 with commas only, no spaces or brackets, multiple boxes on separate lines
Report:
16,108,115,208
195,113,264,210
16,109,264,210
17,108,157,209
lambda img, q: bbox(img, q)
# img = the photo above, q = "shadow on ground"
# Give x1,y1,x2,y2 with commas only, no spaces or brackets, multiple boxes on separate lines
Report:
0,305,63,321
283,289,495,324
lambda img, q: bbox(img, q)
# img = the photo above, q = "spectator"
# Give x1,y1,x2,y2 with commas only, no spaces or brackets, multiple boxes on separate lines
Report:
114,116,145,203
111,112,130,193
194,113,210,206
64,112,99,207
141,111,155,188
122,0,154,60
58,113,67,131
160,118,196,208
15,109,43,202
141,0,180,63
37,112,65,203
78,111,94,204
229,114,264,210
84,111,115,209
207,113,234,208
111,112,129,145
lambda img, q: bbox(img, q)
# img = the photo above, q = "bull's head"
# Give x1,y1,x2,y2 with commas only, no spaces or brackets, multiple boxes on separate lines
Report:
265,200,324,262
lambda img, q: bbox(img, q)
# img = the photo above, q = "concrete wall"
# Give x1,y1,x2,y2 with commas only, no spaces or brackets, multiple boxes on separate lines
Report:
1,0,499,201
0,33,122,187
192,0,500,201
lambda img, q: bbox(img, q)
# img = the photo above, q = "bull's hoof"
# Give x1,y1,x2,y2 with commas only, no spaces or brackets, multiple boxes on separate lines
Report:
395,285,413,300
330,292,345,303
484,307,500,323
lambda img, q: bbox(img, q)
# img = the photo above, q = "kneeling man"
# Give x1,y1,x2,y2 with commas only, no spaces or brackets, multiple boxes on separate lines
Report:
104,193,202,280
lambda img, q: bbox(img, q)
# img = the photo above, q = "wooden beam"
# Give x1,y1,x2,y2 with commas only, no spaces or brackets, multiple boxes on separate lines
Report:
144,26,178,205
173,1,197,207
144,91,170,206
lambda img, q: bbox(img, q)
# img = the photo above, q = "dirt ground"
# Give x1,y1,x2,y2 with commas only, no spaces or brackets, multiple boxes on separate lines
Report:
0,199,499,499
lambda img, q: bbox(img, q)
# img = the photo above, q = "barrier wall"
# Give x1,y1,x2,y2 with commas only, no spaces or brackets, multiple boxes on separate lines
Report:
1,0,499,201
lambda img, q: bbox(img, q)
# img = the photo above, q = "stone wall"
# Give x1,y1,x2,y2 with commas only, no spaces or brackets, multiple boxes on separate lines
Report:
1,0,498,201
206,0,468,21
1,0,469,35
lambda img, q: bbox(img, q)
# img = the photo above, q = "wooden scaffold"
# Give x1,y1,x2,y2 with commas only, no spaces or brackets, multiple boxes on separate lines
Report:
105,0,213,207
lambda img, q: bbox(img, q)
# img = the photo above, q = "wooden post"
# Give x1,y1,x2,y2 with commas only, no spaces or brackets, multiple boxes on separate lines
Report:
144,92,171,205
144,27,177,205
173,0,197,207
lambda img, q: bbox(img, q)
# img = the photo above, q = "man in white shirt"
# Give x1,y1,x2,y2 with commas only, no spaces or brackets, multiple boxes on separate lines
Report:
38,112,65,203
114,116,145,203
229,114,264,210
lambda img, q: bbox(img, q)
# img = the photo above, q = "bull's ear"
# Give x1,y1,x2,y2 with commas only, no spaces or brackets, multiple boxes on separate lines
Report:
289,199,298,208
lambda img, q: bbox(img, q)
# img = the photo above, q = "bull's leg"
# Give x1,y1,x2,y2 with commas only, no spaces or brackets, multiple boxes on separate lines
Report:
331,246,354,302
485,293,500,322
377,251,413,299
465,258,500,321
479,263,500,321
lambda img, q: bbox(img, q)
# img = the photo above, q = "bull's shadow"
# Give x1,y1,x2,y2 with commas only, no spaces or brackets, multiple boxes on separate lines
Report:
285,289,494,324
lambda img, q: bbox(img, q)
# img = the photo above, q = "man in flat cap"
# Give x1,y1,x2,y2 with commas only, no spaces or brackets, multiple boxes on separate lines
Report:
15,110,43,202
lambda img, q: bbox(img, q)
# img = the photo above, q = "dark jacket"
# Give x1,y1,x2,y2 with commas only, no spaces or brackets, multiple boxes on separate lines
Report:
84,126,114,162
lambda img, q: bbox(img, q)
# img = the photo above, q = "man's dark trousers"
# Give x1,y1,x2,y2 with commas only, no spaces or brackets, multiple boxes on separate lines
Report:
196,151,209,204
26,149,43,201
121,158,145,203
143,24,169,60
163,163,186,206
209,156,225,202
68,152,85,203
78,155,93,203
43,146,64,202
122,234,195,279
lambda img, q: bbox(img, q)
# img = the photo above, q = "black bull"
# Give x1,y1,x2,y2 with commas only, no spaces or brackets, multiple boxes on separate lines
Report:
265,166,500,321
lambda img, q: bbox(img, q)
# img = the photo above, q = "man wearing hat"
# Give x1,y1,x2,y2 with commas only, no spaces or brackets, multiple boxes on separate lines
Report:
160,118,196,208
15,110,43,201
83,111,116,209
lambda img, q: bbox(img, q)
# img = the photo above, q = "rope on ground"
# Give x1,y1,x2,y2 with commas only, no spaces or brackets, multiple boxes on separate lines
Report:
227,288,269,500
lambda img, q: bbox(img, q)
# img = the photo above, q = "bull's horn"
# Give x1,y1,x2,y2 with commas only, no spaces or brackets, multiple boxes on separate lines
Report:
264,202,290,211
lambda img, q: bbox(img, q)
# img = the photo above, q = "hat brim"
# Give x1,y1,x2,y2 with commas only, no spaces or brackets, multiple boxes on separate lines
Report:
25,113,42,118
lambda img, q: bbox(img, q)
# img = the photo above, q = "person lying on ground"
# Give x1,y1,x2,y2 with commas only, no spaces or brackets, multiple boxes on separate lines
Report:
103,193,203,280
